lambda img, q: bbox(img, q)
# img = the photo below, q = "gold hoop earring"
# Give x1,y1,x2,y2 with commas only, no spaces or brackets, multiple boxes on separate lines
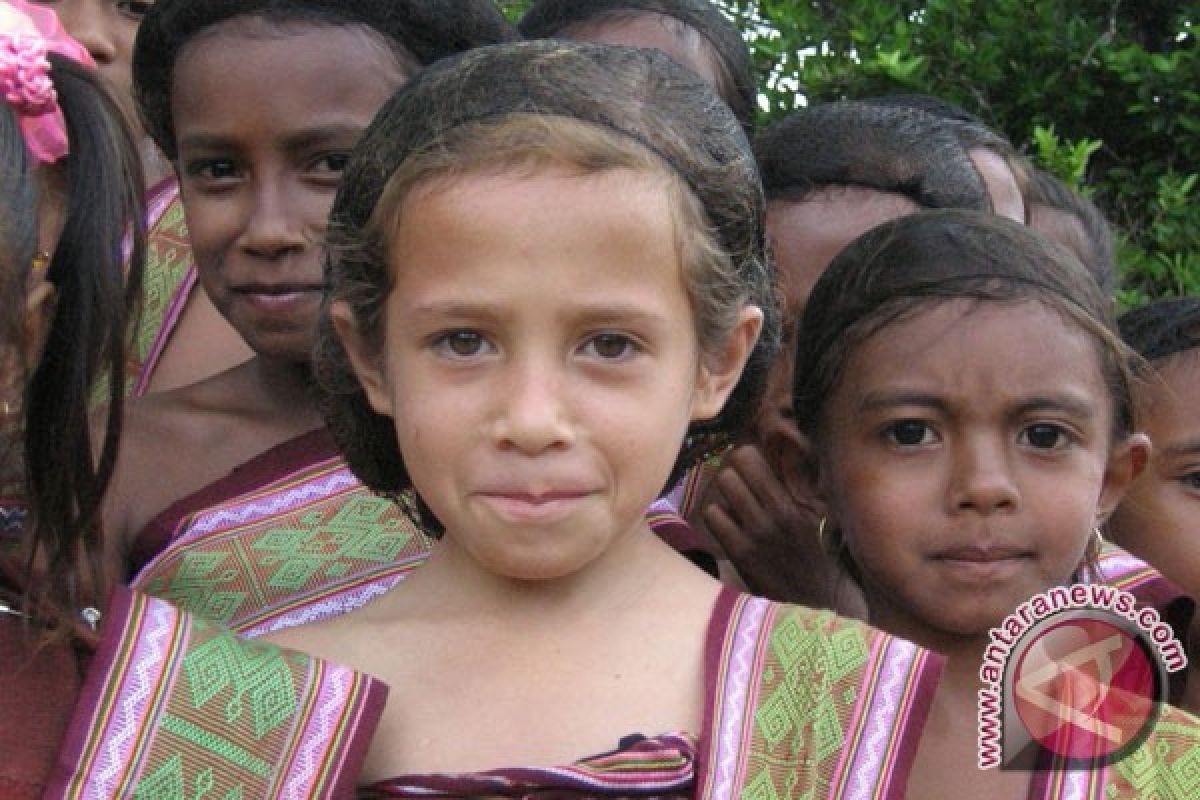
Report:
31,251,50,275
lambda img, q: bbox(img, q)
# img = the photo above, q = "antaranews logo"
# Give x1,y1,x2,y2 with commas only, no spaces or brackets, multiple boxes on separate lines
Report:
978,583,1187,770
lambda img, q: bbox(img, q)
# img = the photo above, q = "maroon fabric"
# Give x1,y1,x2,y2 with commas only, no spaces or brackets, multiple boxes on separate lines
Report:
126,427,334,573
0,618,88,799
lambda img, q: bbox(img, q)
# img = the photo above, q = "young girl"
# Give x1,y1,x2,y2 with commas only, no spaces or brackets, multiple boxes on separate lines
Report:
1110,297,1200,712
0,1,144,794
787,209,1199,798
276,39,936,795
99,0,515,635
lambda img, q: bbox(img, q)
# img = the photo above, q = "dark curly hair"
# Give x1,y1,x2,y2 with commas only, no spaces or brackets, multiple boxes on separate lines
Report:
519,0,757,135
317,40,779,534
132,0,518,161
792,210,1136,446
754,101,990,211
1118,296,1200,364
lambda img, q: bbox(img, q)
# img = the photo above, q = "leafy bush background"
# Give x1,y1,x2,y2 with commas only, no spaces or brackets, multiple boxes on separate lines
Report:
501,0,1197,306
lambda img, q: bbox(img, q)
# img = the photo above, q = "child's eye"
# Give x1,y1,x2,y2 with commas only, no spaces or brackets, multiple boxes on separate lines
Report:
884,420,935,447
432,330,491,359
310,152,351,175
184,159,240,184
1179,470,1200,492
582,333,637,360
1019,423,1069,450
117,0,155,18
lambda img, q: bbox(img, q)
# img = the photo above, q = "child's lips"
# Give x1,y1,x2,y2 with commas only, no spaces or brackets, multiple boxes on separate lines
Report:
475,488,596,523
932,543,1034,579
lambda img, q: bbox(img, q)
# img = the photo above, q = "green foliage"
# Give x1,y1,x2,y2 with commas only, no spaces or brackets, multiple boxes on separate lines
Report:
499,0,1197,303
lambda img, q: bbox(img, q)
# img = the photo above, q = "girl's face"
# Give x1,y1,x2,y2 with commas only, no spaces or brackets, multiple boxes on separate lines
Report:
172,20,406,362
818,299,1143,645
338,167,757,581
1109,351,1200,593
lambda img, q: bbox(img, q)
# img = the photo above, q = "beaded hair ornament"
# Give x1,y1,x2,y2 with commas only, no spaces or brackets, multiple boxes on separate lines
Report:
0,0,93,163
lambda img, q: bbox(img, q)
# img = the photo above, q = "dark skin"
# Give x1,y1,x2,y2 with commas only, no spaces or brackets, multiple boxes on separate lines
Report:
688,414,867,617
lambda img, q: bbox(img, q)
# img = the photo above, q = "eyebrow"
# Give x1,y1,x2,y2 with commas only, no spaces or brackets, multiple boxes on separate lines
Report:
177,123,366,155
406,300,671,328
1159,437,1200,459
858,390,1097,419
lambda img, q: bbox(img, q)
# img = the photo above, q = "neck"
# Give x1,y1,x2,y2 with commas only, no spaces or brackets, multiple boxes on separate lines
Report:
397,520,704,630
249,355,316,411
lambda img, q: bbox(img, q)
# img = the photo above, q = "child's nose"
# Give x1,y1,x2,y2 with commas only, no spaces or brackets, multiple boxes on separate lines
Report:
59,1,118,66
951,438,1019,514
492,360,574,455
239,181,309,259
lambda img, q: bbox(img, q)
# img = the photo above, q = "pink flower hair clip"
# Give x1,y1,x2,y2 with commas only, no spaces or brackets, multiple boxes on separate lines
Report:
0,0,94,163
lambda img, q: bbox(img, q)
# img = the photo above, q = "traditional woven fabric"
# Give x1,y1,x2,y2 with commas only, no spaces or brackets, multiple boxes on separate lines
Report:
44,586,386,799
361,589,941,799
361,733,696,798
129,430,709,638
697,591,941,800
1024,702,1200,799
128,429,434,637
129,178,194,397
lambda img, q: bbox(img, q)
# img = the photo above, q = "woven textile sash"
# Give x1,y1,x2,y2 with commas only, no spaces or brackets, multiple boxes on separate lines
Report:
697,592,943,800
45,586,386,799
129,439,433,638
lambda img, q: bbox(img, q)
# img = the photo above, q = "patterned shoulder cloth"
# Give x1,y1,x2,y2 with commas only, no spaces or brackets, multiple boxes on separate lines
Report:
127,429,433,638
129,178,195,397
44,586,386,799
696,590,943,800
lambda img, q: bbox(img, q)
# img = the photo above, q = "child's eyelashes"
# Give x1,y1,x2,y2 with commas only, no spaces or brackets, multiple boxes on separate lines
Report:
182,158,240,187
581,332,641,361
308,152,352,179
1017,422,1074,451
430,330,493,360
1178,470,1200,492
883,419,937,447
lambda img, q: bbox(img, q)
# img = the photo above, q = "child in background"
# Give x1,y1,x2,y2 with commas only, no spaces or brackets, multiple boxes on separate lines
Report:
100,0,515,636
689,101,989,605
271,40,941,796
1111,297,1200,712
1027,168,1117,296
519,0,758,134
0,1,144,794
786,209,1198,797
32,0,252,393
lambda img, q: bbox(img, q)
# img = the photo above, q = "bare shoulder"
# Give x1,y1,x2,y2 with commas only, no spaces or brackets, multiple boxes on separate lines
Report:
101,371,251,558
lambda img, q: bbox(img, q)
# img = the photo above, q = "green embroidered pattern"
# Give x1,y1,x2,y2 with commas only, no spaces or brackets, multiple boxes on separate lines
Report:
744,607,873,800
182,632,296,739
139,491,425,628
1111,710,1200,798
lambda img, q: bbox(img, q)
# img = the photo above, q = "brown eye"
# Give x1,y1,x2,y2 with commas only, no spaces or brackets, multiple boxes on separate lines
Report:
433,330,489,359
885,420,933,446
586,333,634,360
1021,424,1068,450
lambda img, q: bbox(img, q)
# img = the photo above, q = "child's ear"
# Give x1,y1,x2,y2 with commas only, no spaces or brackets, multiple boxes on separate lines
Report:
691,306,763,422
762,418,828,520
329,300,393,418
1096,432,1152,524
